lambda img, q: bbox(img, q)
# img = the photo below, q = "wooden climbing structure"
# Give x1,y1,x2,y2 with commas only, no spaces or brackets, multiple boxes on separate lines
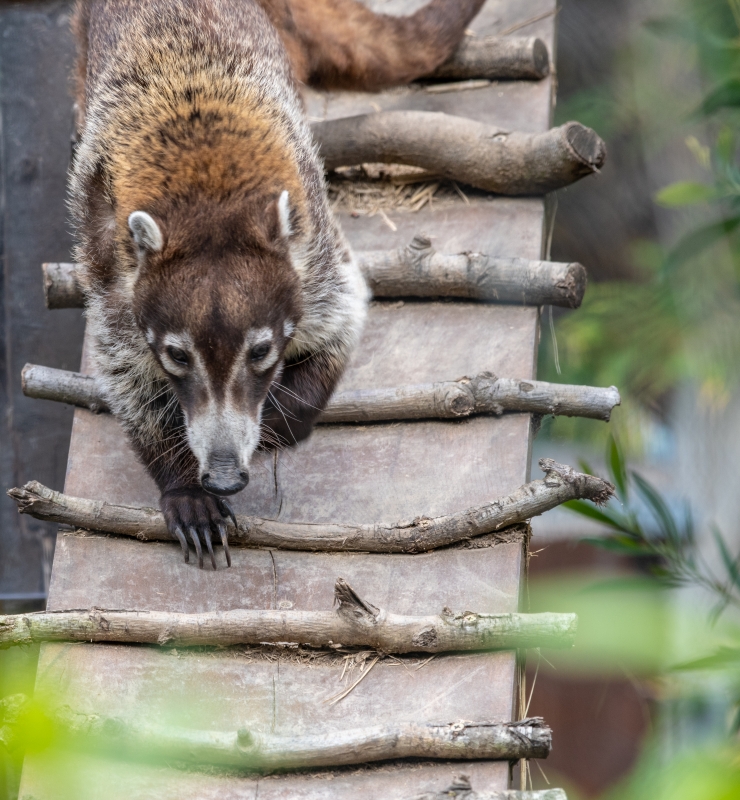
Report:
5,1,617,797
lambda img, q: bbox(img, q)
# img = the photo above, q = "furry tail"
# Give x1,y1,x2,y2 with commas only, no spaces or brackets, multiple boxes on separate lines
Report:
262,0,486,91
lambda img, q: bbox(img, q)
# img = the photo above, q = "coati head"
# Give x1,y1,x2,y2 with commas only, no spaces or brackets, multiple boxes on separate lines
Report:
129,191,302,496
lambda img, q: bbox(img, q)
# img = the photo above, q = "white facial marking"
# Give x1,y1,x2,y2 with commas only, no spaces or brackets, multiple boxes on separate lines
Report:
277,190,291,238
128,211,163,253
159,331,194,377
247,326,279,373
283,319,295,339
186,400,261,481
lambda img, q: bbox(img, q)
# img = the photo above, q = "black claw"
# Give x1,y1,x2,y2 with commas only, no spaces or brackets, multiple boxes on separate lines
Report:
188,526,204,569
173,525,190,563
217,521,232,568
203,525,217,570
217,497,238,532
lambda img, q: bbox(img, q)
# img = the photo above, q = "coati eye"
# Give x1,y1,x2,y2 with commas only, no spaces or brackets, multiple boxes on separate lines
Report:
167,346,189,366
250,342,271,362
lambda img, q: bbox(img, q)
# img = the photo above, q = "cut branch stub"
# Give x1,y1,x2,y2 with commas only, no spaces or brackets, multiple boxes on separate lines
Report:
7,459,615,554
0,578,577,652
21,364,620,422
43,261,85,309
313,115,606,195
42,238,588,310
0,694,552,768
429,36,550,81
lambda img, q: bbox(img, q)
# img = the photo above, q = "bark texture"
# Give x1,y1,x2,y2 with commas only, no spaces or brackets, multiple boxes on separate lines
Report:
8,459,615,554
362,236,586,308
42,261,85,309
42,238,587,310
0,578,576,652
22,364,620,422
323,373,620,423
313,116,606,195
0,694,551,768
22,364,105,413
430,36,550,81
412,775,566,800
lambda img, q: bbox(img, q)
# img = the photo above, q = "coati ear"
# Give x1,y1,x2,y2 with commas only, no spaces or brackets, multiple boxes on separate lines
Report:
128,211,164,255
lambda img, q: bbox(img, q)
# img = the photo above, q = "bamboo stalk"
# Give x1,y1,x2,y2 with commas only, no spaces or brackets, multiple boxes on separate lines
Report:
0,694,551,768
0,578,576,652
7,459,614,554
429,36,550,81
313,116,606,195
42,237,587,310
21,364,620,423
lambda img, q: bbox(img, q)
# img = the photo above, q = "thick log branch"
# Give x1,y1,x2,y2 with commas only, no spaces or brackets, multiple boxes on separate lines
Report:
7,459,614,553
22,364,620,422
0,578,576,652
313,116,606,195
362,236,586,308
42,238,587,310
429,36,550,81
0,694,551,767
413,775,566,800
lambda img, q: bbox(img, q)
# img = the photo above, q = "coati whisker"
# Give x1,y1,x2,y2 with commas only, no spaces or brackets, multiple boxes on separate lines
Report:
267,392,299,445
267,390,302,423
271,382,322,412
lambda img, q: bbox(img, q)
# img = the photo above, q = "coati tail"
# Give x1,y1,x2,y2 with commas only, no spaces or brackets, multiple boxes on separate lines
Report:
261,0,487,91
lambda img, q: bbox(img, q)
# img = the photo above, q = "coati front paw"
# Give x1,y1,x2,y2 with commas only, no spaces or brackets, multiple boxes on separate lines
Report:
160,488,236,570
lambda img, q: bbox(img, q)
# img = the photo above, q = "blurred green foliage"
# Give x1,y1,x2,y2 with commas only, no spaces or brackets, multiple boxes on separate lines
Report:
535,434,740,797
542,0,740,452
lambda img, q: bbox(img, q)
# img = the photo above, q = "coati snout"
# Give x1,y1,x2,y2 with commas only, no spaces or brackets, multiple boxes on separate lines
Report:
129,205,301,499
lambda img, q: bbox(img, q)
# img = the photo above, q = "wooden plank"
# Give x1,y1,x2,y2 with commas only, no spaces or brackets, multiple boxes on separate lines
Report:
20,0,557,795
305,0,555,133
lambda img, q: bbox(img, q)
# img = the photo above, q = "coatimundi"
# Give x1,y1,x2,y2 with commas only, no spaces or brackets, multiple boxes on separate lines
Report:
70,0,484,568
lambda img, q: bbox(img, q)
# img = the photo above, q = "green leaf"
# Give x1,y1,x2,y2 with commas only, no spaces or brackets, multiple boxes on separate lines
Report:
699,78,740,115
563,499,635,532
654,181,716,207
672,646,740,672
711,524,740,590
581,536,652,555
607,435,628,501
631,471,681,546
663,216,740,273
578,458,595,476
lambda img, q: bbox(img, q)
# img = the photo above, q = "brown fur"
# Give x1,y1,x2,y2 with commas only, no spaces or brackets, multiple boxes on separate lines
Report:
70,0,483,564
258,0,486,90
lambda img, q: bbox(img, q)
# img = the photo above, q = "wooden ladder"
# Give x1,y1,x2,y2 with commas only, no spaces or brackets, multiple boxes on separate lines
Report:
18,0,572,796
